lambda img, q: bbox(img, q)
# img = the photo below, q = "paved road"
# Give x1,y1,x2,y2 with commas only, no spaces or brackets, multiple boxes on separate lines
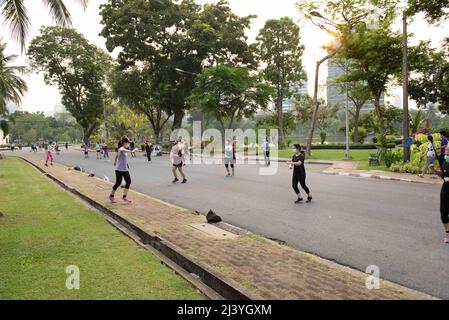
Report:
18,148,449,298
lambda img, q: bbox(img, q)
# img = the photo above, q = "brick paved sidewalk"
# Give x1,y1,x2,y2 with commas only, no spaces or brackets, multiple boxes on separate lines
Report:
18,154,435,300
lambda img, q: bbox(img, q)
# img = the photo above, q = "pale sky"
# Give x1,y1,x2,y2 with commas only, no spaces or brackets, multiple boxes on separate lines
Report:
1,0,447,114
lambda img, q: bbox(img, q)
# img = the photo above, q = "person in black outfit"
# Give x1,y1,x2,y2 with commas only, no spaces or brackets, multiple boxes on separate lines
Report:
288,144,312,204
430,147,449,243
144,140,153,162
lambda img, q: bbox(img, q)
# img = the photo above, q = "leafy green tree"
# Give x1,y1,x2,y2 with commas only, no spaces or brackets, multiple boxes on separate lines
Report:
339,21,403,149
409,46,449,115
110,66,172,143
23,128,37,144
407,0,449,23
255,112,296,139
28,26,110,144
294,94,338,132
1,0,88,51
0,41,27,115
189,65,273,131
100,0,255,130
255,17,305,145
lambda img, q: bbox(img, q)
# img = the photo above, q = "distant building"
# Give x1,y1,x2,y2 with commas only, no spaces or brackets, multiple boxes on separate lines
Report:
326,58,382,112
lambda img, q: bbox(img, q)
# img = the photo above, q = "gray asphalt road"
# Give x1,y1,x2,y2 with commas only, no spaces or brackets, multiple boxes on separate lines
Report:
20,148,449,298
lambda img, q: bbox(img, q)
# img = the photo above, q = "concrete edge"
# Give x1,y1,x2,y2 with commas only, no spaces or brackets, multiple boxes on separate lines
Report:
19,156,262,301
322,170,441,185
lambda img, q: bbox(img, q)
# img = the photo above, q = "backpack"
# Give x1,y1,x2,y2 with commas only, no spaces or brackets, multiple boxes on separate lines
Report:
206,210,222,224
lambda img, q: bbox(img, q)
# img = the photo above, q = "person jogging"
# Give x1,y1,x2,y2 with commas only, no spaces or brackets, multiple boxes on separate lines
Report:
288,144,312,204
170,140,187,184
130,140,136,158
262,138,270,167
102,142,110,160
45,141,55,167
145,140,152,163
109,137,139,204
224,139,235,177
430,148,449,243
83,143,89,159
419,135,438,178
95,142,102,160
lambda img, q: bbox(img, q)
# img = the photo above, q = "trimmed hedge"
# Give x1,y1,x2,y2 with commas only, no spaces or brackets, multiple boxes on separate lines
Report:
311,143,395,150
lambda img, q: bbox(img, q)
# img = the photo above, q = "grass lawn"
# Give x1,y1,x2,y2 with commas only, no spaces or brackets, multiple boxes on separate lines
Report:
0,157,204,300
278,149,390,171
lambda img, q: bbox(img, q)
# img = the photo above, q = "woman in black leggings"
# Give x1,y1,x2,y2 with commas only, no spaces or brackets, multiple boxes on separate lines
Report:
430,148,449,243
109,137,138,204
288,144,312,204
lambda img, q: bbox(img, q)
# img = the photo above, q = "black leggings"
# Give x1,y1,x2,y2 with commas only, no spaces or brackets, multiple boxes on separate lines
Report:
225,164,234,169
292,171,310,195
113,171,131,190
441,191,449,224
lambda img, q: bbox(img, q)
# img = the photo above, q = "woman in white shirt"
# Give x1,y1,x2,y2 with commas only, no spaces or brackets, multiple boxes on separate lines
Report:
420,135,437,177
170,141,187,184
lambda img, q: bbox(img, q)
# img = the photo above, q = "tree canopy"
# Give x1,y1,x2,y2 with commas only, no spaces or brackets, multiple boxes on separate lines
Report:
28,26,111,144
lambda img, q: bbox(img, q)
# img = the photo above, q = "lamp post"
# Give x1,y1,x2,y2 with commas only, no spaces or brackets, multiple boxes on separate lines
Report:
307,11,350,160
402,11,410,162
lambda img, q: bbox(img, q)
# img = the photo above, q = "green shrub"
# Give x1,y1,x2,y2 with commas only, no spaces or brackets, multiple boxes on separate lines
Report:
320,131,327,145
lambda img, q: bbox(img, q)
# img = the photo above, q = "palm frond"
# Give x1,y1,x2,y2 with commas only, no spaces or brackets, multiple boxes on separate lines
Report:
43,0,72,27
0,0,31,52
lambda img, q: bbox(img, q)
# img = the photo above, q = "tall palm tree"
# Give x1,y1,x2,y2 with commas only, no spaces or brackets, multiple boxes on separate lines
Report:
0,0,88,51
0,40,27,115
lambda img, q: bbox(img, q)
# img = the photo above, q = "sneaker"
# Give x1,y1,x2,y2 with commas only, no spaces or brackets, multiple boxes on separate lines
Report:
226,173,231,177
172,178,179,184
306,196,313,203
109,195,117,204
45,163,48,167
444,234,449,244
294,198,303,204
181,179,187,184
122,197,132,204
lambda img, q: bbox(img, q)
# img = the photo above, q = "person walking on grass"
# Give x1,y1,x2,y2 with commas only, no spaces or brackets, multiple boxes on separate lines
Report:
288,144,312,204
109,137,139,204
430,148,449,243
262,137,270,167
419,135,438,178
45,141,55,167
224,139,234,177
170,140,187,184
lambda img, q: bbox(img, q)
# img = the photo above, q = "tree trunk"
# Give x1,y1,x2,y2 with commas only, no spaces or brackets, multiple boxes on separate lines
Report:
373,95,386,152
353,105,362,143
172,109,185,130
276,92,284,147
83,123,96,145
306,52,336,157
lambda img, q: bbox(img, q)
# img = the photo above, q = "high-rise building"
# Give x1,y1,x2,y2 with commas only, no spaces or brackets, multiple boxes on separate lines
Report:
281,81,309,113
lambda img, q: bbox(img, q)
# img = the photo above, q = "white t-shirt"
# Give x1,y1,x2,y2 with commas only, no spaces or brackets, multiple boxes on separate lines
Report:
171,144,183,165
224,143,233,159
262,141,270,152
427,142,436,158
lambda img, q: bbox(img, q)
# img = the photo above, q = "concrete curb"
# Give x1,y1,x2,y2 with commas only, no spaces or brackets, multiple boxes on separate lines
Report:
20,157,262,301
322,170,440,185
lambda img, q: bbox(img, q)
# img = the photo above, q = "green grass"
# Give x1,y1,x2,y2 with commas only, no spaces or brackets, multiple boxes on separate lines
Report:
278,149,377,161
0,157,204,300
278,149,391,171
